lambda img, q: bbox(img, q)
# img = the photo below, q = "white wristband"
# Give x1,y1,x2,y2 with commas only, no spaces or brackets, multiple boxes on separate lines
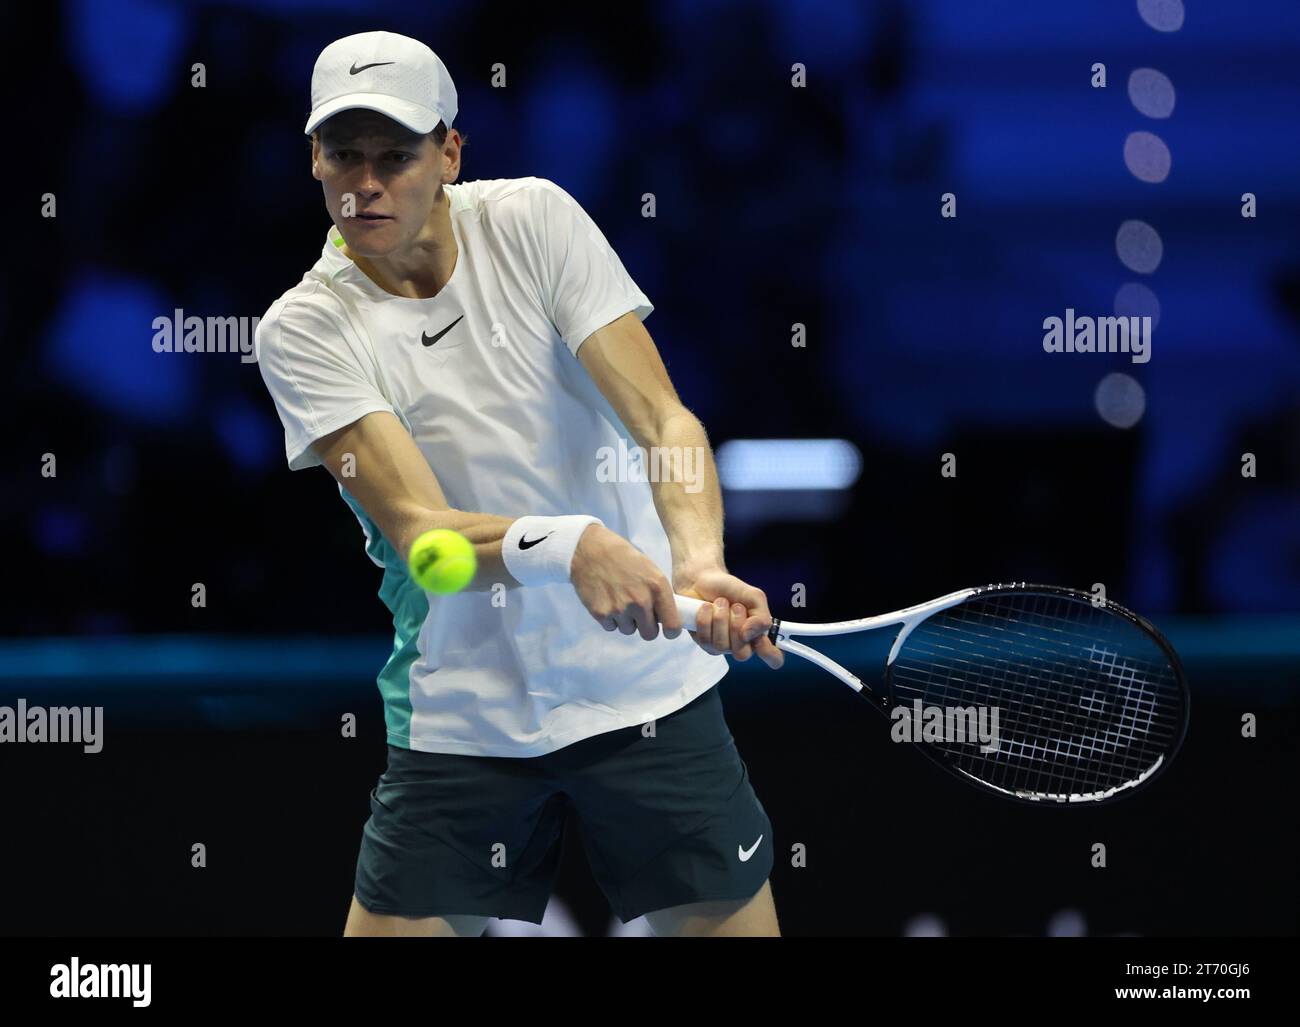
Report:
501,515,603,586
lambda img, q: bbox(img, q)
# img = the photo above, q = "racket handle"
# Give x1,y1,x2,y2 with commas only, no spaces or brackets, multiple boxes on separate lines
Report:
674,594,706,632
673,594,784,645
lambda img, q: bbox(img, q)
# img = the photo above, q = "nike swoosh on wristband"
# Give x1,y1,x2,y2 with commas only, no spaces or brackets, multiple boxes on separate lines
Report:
519,534,553,550
349,61,395,75
738,835,764,862
422,315,464,347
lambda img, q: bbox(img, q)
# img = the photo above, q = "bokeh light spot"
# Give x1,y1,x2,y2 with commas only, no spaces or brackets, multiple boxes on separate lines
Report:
1124,131,1172,184
1115,219,1164,274
1137,0,1185,32
1127,68,1176,119
1095,372,1147,429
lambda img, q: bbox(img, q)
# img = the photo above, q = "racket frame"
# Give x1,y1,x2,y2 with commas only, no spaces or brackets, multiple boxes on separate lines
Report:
877,584,1190,805
674,583,1190,805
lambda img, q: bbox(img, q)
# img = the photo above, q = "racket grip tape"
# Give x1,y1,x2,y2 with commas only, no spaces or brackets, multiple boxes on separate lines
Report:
672,594,782,642
673,594,705,632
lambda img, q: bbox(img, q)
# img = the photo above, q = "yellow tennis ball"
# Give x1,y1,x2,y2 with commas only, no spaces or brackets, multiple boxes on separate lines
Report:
408,529,477,594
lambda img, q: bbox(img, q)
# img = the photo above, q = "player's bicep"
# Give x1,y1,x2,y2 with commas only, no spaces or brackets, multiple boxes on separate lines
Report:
311,411,450,548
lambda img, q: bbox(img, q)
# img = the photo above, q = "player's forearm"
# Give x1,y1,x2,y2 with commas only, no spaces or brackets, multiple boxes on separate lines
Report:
387,507,517,592
637,405,727,583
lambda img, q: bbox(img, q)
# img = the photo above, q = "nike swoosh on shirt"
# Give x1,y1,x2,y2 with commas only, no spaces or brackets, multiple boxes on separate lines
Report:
422,316,464,347
349,61,395,75
738,834,764,862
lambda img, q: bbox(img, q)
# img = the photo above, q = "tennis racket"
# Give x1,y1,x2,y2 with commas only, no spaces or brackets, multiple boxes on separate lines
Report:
674,583,1189,805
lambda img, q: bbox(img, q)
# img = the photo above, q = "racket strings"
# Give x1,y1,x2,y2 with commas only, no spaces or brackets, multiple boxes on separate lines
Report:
922,611,1174,797
889,591,1184,802
912,601,1178,798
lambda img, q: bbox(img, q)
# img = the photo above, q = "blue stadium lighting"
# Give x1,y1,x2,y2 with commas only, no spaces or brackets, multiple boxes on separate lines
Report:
716,439,862,491
67,0,187,114
44,275,196,422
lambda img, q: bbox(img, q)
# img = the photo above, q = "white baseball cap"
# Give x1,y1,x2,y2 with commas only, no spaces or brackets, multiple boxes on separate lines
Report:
305,31,458,136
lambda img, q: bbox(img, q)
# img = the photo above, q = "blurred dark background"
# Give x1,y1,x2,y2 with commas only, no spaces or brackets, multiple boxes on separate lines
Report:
2,0,1297,936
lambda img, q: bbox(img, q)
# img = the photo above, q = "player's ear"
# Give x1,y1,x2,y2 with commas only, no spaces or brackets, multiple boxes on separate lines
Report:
311,133,323,181
439,125,461,184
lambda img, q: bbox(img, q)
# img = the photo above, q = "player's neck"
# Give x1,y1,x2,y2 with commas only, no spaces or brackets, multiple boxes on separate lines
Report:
343,190,457,300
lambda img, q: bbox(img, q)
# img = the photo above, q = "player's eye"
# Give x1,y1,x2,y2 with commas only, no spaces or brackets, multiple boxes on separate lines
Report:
387,152,414,163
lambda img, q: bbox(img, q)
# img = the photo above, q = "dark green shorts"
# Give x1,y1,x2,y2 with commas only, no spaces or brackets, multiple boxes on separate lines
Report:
353,685,773,925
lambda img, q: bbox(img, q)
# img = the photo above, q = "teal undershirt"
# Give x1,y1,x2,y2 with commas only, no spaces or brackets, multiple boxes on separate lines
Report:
339,487,423,748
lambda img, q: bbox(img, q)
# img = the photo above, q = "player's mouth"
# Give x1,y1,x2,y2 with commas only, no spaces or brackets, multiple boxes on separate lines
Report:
355,212,393,224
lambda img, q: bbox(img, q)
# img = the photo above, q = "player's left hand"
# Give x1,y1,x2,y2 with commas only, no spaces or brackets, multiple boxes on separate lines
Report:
673,569,784,669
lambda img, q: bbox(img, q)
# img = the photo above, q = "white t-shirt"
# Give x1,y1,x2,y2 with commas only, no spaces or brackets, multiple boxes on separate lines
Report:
255,177,727,757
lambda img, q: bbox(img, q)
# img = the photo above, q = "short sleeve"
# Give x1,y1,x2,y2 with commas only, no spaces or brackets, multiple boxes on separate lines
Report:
254,290,396,470
534,180,654,356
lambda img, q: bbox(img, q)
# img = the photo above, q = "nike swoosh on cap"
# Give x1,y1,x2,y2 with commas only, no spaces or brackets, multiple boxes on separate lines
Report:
349,61,395,75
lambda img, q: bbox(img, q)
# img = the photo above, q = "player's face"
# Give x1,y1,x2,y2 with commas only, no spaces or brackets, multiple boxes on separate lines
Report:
312,114,445,258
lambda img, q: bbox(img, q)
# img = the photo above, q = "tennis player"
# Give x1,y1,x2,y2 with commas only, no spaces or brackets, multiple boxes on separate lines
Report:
255,31,784,937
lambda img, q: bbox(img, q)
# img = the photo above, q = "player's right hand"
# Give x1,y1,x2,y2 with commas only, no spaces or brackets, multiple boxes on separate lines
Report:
570,524,683,641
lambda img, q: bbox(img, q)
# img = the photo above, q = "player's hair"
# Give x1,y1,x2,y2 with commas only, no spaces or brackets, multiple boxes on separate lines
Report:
429,121,470,148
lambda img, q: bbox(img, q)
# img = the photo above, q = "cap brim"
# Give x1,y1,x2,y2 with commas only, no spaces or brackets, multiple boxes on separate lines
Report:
304,93,442,136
